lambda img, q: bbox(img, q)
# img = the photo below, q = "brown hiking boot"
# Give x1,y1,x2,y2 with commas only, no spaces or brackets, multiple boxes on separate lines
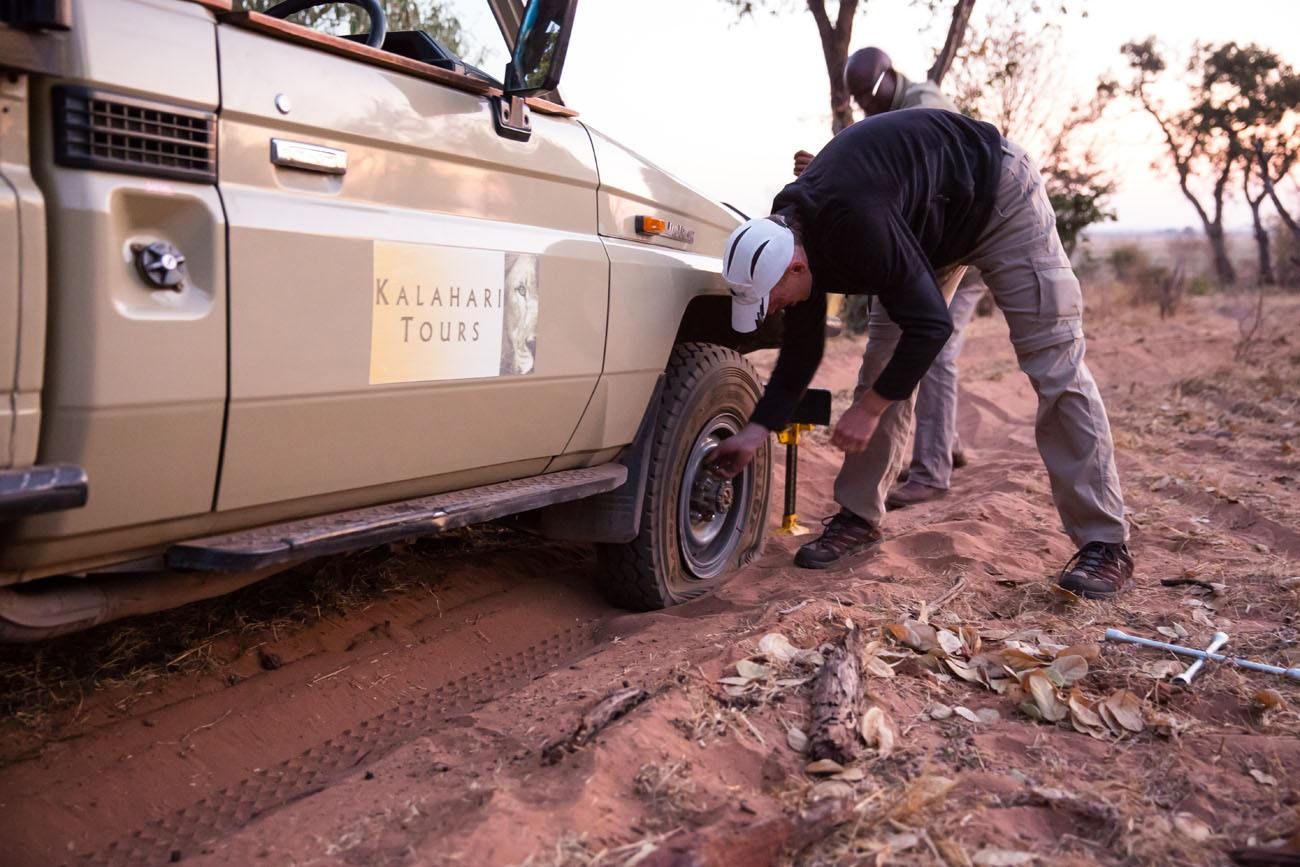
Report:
794,510,883,570
1058,542,1134,600
886,480,948,510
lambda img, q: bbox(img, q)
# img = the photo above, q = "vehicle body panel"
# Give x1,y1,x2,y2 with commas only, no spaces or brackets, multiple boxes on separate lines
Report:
215,23,607,509
0,73,46,472
8,0,226,546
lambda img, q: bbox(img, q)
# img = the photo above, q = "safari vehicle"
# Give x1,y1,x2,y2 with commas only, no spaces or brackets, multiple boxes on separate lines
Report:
0,0,778,641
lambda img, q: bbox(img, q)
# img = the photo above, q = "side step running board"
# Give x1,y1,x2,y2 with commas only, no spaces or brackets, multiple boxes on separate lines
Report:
168,464,628,572
0,464,88,522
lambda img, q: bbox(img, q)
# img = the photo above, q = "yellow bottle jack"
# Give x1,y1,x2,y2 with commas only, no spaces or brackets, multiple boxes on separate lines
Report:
773,388,832,537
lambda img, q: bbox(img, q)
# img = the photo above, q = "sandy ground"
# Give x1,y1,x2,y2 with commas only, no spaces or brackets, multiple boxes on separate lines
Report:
1,295,1298,867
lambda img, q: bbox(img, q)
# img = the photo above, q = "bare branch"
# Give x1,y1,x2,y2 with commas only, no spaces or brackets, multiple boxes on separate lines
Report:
927,0,976,86
1256,139,1300,236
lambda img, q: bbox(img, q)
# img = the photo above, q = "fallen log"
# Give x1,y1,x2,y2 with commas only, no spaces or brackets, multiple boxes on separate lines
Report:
807,623,864,764
541,685,648,764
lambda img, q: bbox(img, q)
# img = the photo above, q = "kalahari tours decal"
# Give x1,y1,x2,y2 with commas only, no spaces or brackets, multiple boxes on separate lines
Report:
369,241,538,384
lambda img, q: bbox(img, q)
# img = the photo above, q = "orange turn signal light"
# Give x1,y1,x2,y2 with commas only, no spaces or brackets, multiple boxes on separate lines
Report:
635,215,668,235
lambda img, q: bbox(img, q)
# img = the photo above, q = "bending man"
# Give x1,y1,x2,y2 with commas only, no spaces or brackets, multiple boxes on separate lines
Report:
711,108,1133,599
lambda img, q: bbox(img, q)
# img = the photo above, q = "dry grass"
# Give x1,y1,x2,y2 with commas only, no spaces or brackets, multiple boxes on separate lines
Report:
0,524,535,742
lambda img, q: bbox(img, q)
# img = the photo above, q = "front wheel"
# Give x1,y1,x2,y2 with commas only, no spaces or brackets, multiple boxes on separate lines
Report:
599,343,772,610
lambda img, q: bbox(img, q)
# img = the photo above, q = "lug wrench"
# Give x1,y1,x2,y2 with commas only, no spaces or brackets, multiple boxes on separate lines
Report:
1105,628,1300,682
1172,631,1229,686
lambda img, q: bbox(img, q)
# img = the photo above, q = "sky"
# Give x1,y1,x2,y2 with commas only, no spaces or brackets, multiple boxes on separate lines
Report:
450,0,1300,233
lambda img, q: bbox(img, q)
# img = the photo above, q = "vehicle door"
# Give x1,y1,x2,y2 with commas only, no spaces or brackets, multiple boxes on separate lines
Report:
213,10,606,511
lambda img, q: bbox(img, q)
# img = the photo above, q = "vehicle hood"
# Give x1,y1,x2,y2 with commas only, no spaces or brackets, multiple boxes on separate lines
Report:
581,124,740,257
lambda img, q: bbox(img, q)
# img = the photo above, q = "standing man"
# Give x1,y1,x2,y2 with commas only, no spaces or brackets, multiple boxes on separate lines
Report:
711,109,1133,599
796,46,985,509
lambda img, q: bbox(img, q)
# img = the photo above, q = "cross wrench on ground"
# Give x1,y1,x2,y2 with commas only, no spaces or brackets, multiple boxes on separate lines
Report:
1105,628,1300,681
1173,631,1229,686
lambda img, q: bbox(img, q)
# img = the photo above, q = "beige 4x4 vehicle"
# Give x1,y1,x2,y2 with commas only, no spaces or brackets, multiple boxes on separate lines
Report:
0,0,778,641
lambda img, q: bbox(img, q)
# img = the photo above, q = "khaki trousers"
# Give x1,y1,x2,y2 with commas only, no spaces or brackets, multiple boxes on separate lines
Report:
832,139,1128,547
906,276,985,490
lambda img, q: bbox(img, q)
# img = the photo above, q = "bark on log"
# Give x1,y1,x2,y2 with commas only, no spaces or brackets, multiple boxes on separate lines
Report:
541,686,648,764
807,624,864,764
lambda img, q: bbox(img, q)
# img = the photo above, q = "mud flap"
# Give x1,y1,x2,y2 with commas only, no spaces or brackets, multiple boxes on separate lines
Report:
535,375,665,544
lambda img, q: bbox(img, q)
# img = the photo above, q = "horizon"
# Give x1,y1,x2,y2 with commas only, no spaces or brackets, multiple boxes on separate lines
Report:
451,0,1300,235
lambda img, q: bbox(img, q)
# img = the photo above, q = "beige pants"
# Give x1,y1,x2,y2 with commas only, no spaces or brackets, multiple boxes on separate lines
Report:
832,139,1127,547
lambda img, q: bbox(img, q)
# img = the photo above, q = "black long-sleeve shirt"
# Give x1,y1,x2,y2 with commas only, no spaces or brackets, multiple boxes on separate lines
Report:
749,109,1004,431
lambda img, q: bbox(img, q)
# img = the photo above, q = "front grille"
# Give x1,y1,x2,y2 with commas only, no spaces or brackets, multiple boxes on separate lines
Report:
54,87,216,183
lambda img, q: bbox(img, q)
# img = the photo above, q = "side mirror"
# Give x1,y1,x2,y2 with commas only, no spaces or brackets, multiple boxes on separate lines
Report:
504,0,578,97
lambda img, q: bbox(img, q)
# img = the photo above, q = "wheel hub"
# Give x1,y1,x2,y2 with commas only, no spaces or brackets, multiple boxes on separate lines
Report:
677,416,751,581
689,468,734,522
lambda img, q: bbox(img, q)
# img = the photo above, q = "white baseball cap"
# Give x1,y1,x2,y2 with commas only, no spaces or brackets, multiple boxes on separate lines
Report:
723,217,795,333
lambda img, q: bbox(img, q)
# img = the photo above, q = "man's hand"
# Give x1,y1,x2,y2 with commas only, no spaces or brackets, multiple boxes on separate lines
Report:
830,390,893,454
707,423,770,478
793,150,815,177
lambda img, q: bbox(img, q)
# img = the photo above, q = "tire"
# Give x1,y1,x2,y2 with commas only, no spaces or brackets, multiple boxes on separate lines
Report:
598,342,772,610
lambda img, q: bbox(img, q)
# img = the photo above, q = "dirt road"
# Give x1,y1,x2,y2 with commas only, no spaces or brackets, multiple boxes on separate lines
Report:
2,297,1298,867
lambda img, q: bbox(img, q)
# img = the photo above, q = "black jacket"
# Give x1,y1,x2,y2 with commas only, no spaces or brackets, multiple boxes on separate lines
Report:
750,108,1003,431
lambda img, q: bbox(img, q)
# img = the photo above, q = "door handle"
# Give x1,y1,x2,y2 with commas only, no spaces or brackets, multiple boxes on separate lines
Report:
270,139,348,175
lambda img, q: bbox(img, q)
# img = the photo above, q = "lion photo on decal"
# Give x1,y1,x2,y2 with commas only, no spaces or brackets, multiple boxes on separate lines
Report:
501,252,538,376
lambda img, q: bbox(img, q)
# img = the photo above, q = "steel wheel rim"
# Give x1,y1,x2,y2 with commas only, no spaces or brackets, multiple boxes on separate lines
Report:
677,413,750,582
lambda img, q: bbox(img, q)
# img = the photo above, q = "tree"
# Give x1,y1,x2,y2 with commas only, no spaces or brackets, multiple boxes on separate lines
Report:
1254,131,1300,247
1122,39,1300,287
236,0,472,59
946,8,1117,255
721,0,980,135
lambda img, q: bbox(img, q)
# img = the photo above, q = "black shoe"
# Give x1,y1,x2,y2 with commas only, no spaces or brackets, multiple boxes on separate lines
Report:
886,480,948,510
794,511,883,570
952,448,968,470
1058,542,1134,599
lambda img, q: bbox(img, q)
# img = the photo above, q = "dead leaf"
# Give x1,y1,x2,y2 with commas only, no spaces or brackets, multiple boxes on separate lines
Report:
793,649,826,668
993,648,1050,672
929,703,954,720
887,620,940,654
806,759,846,775
775,677,811,688
1145,660,1185,679
884,832,921,852
1253,689,1285,711
786,726,808,753
944,657,987,685
860,706,896,757
1046,655,1089,687
834,767,866,782
1249,768,1278,786
953,706,981,723
735,659,770,681
865,657,897,679
1102,690,1145,733
959,625,982,656
1156,626,1179,639
1068,690,1107,738
809,780,855,802
972,849,1036,866
718,676,752,687
758,633,798,663
936,628,964,656
1056,643,1101,662
1147,710,1190,739
1172,812,1212,842
1049,584,1081,603
1023,670,1068,722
